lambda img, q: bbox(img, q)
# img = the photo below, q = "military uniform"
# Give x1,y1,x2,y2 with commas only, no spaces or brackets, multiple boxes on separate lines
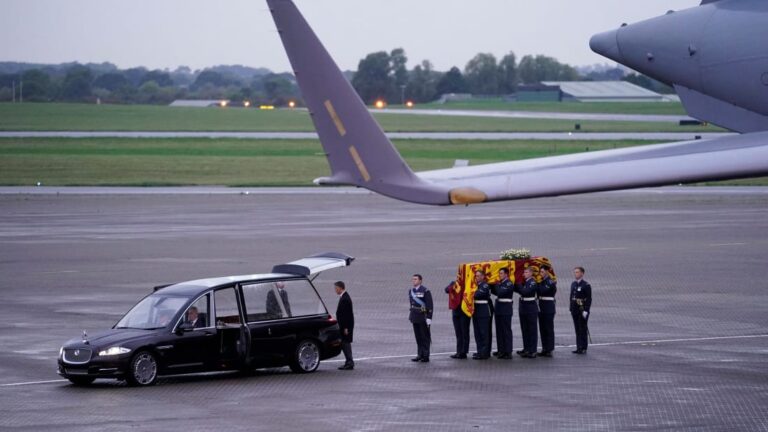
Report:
570,279,592,354
538,276,557,356
445,284,470,359
515,277,539,358
472,281,492,359
491,278,514,359
409,285,433,362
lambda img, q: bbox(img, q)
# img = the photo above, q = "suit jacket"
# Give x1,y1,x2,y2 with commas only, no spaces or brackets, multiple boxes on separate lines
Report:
336,291,354,342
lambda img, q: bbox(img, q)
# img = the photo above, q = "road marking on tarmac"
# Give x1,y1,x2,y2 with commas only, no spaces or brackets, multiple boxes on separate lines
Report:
3,334,767,388
708,243,747,247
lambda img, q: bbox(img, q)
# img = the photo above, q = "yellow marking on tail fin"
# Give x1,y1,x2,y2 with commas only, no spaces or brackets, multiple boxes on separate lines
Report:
348,146,371,182
324,100,347,137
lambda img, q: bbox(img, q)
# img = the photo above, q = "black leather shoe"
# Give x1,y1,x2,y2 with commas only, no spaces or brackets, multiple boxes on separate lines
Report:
471,353,480,359
411,357,423,362
538,351,552,357
516,350,525,355
473,355,489,360
492,351,500,357
456,353,467,359
523,352,537,359
498,353,512,359
572,350,582,354
420,358,430,363
338,364,354,370
450,353,460,359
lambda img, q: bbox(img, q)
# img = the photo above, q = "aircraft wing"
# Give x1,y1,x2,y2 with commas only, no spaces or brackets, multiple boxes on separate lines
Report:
266,0,768,206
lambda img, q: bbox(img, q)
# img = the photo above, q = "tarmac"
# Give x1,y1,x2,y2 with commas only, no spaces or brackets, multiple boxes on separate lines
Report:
0,187,766,431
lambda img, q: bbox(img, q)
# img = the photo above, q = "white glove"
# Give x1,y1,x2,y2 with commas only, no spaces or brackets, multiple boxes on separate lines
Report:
426,318,432,326
582,311,589,319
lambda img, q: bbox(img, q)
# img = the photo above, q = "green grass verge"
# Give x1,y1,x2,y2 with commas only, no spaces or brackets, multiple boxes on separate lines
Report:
0,137,645,186
417,100,688,115
2,137,764,187
0,103,719,133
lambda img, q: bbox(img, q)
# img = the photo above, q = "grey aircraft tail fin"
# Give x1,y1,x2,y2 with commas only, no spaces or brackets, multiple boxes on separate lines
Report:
266,0,450,205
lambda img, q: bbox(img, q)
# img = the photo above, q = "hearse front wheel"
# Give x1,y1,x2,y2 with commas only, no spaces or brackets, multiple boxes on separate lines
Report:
126,351,158,386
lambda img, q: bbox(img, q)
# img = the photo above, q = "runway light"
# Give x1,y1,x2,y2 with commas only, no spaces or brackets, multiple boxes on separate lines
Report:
244,101,251,108
375,100,386,109
259,105,275,110
405,100,414,108
219,100,228,108
288,101,296,109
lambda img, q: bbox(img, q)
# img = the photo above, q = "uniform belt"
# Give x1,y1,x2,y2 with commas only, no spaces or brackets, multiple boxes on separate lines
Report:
539,297,555,301
497,298,512,303
521,297,537,302
474,300,489,304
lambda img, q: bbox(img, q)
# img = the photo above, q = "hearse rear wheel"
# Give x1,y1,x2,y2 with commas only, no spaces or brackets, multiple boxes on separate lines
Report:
289,339,321,374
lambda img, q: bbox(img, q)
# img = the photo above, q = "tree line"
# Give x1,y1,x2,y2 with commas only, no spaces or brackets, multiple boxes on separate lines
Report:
0,51,670,106
0,62,300,105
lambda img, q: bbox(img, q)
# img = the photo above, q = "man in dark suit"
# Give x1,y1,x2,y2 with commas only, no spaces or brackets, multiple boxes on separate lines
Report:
445,281,470,359
334,281,355,370
570,267,592,354
185,306,206,328
408,274,433,363
266,281,292,318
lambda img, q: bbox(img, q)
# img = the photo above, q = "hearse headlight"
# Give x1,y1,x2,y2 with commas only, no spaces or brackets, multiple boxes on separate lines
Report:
59,347,63,358
98,347,132,357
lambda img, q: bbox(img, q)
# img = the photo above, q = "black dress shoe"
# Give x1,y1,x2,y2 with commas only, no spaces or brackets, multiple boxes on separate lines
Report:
523,352,537,358
516,350,525,355
473,355,489,360
420,358,430,363
456,353,467,359
338,364,354,370
538,351,552,357
450,353,461,359
498,353,512,359
411,357,423,362
572,349,582,354
492,351,500,357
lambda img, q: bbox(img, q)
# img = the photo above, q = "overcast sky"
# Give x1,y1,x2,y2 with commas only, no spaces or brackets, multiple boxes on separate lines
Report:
1,0,699,72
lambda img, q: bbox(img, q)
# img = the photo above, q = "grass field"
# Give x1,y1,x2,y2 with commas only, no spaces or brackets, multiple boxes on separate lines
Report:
0,137,650,186
418,100,689,115
0,103,719,133
1,137,764,187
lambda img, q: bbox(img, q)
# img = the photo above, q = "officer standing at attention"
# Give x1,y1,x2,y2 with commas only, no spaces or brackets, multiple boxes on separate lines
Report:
515,267,539,358
409,274,433,363
537,265,557,357
445,281,470,359
491,268,514,359
570,266,592,354
471,270,492,360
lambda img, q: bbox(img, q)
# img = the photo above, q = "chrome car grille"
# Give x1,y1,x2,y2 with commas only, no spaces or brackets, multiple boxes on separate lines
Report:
63,348,92,364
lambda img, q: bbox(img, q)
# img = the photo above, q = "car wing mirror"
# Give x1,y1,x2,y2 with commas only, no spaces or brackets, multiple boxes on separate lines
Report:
176,323,194,335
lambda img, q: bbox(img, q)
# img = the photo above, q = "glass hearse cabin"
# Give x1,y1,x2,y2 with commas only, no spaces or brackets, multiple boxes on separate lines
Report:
58,253,353,386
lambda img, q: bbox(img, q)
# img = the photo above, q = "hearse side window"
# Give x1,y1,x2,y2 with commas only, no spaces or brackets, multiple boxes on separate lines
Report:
242,282,289,322
214,288,241,326
281,279,327,318
182,294,210,329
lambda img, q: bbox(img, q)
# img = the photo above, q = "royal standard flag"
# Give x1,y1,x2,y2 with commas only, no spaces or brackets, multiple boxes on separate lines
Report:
453,257,556,317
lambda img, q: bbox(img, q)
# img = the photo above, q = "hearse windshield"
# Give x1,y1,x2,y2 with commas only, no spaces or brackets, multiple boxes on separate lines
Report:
116,295,189,330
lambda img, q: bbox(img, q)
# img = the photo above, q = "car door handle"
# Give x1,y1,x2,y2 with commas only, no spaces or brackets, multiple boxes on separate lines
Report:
203,331,215,337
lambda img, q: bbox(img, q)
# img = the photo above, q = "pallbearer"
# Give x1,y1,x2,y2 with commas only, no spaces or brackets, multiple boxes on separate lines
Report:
471,270,492,360
491,267,514,359
537,265,557,357
516,267,539,358
445,281,470,359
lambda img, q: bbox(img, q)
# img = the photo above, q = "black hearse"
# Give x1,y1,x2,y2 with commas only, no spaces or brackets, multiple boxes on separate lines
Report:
58,253,352,386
